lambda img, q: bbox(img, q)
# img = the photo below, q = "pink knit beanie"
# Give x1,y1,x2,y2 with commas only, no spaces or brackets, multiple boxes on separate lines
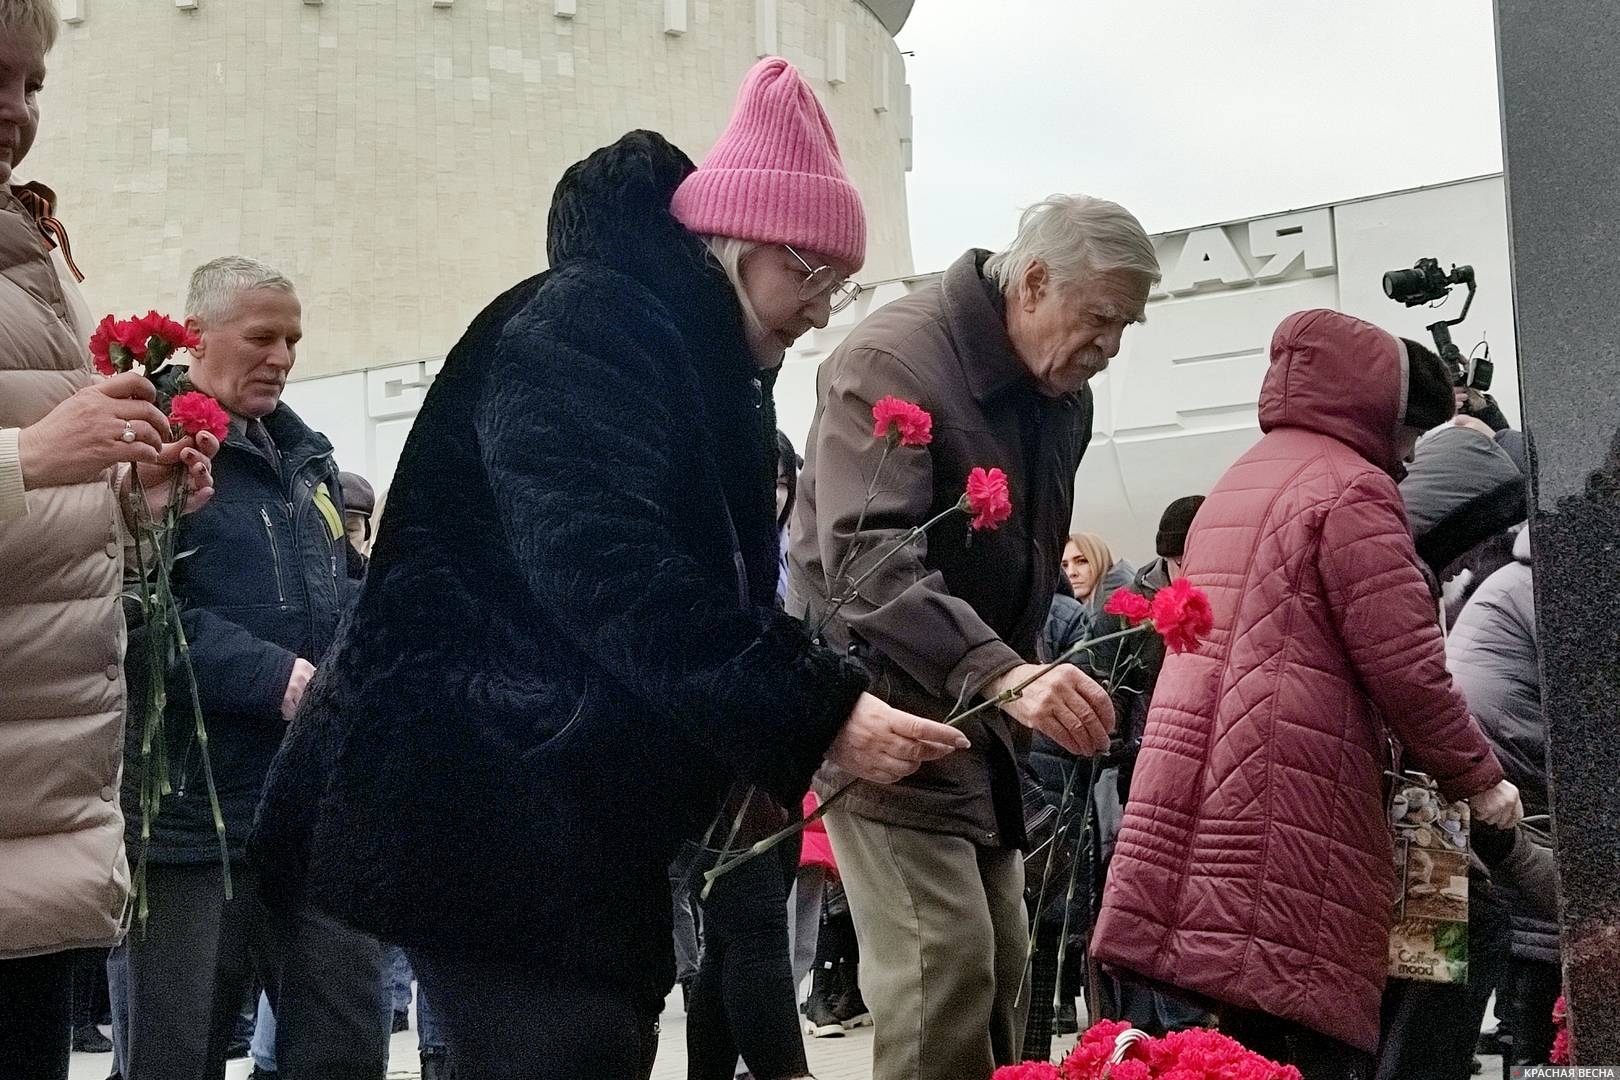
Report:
672,57,867,272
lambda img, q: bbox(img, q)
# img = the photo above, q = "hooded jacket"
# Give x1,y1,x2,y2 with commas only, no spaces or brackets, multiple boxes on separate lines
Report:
248,131,867,1010
1447,528,1557,963
1399,422,1526,581
1091,309,1504,1053
0,182,131,958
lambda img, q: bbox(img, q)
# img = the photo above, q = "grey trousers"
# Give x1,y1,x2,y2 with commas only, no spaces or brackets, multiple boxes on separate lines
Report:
123,862,390,1080
824,810,1029,1080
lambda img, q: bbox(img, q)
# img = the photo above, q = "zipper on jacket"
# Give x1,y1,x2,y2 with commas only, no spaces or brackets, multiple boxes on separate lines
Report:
261,508,288,604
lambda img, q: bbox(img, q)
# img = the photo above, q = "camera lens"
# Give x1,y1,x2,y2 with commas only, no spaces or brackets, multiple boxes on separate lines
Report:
1383,268,1426,301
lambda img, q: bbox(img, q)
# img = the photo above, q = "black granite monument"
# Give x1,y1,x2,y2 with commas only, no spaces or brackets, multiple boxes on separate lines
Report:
1495,0,1620,1062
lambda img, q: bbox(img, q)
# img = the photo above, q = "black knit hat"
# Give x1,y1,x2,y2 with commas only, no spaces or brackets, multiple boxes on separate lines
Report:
1401,338,1457,432
1155,495,1205,559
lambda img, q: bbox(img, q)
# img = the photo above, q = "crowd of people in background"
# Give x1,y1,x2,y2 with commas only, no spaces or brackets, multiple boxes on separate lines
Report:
0,1,1564,1079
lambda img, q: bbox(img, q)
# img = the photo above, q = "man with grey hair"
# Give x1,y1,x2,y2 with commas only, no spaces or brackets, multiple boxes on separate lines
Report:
788,194,1161,1080
118,255,390,1079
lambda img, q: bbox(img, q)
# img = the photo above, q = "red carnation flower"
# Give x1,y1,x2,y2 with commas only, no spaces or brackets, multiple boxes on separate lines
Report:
136,310,200,355
1552,1026,1572,1066
1149,577,1214,654
989,1063,1061,1080
871,395,932,447
110,318,150,361
167,391,231,442
89,314,120,376
1063,1020,1134,1078
1551,995,1571,1065
1103,587,1153,625
963,466,1012,531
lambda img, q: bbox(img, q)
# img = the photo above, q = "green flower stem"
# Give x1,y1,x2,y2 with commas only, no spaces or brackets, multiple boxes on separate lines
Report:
940,624,1149,733
128,470,165,936
714,785,755,860
701,779,858,898
822,441,891,601
159,463,233,900
128,463,236,934
702,624,1153,892
815,503,965,635
1051,755,1102,1015
1014,752,1087,1011
698,443,902,883
167,595,232,900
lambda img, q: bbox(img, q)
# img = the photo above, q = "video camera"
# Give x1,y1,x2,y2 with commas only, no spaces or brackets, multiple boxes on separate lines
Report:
1382,257,1492,393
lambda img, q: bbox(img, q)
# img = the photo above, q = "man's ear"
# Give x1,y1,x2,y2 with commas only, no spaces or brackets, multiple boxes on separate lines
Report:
1019,260,1049,313
185,317,206,363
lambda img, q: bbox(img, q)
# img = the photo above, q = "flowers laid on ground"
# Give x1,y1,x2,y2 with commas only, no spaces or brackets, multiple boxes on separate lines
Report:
995,1020,1301,1080
96,311,232,927
1552,995,1571,1065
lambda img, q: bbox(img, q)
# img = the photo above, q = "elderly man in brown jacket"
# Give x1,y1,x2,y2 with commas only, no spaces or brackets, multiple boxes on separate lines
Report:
787,194,1160,1080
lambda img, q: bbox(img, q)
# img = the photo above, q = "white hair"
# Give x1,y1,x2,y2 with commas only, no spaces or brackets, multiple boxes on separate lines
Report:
702,236,769,344
984,194,1161,298
185,255,297,326
0,0,59,52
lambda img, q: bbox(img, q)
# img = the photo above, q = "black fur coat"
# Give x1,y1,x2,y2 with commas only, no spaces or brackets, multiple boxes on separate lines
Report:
249,131,868,1009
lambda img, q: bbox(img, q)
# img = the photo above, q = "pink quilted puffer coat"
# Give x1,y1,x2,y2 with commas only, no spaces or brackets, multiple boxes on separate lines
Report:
1091,309,1504,1053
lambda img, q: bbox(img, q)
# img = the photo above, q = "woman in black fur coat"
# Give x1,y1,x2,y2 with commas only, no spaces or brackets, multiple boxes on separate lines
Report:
249,58,966,1078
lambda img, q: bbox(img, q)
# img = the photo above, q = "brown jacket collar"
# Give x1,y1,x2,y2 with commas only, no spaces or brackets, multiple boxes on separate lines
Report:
940,249,1031,404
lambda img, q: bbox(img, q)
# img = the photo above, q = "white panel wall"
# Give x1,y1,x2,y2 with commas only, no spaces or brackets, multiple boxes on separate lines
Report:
281,177,1518,558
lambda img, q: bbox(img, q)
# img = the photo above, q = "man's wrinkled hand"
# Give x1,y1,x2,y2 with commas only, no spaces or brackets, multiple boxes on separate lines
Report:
1469,779,1524,829
988,663,1114,757
828,692,970,784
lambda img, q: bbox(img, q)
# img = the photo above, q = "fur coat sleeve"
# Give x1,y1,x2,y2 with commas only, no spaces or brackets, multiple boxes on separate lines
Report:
474,271,868,804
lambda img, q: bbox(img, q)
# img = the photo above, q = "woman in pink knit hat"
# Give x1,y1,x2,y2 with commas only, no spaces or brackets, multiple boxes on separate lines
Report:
249,56,965,1080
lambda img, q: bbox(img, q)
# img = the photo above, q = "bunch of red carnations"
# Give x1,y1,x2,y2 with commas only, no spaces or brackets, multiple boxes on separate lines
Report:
996,1020,1301,1080
94,312,233,928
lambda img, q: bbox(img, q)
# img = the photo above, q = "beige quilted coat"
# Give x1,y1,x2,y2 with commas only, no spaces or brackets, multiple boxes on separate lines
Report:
0,182,130,958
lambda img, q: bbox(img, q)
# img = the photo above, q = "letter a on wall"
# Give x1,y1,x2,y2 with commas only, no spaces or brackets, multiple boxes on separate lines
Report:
1162,227,1252,294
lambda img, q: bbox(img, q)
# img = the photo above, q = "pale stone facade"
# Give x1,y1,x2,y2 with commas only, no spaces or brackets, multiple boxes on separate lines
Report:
30,0,915,381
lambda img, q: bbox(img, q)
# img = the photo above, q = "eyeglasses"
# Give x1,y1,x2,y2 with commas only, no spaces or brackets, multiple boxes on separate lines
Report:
785,245,862,315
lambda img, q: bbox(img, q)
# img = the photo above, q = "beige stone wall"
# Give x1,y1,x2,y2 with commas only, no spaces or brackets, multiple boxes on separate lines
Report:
29,0,914,381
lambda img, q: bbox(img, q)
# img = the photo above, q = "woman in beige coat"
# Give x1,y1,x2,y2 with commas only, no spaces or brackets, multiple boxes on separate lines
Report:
0,2,214,1074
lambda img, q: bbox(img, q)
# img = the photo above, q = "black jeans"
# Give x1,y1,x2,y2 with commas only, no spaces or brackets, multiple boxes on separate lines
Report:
0,951,72,1080
406,949,660,1079
686,838,807,1080
124,862,390,1080
1220,1006,1376,1080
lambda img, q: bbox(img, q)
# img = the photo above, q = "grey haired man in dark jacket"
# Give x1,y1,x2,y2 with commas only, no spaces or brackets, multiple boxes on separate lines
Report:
119,257,388,1080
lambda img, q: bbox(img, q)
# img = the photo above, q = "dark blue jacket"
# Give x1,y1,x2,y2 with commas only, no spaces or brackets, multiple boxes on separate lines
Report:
249,131,868,1011
124,378,351,863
